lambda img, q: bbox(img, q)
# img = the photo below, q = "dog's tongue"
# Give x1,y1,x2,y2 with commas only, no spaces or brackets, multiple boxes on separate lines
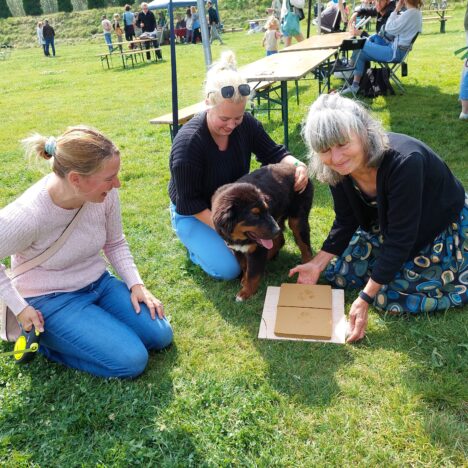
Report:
259,238,273,249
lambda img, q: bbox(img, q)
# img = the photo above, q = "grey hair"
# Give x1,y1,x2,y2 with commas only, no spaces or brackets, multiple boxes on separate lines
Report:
302,94,389,186
204,51,251,106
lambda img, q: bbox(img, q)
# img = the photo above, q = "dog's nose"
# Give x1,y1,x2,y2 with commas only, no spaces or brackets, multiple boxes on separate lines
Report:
270,219,281,236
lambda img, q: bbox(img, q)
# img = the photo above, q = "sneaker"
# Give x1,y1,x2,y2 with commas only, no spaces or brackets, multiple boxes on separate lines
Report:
341,83,359,96
460,112,468,120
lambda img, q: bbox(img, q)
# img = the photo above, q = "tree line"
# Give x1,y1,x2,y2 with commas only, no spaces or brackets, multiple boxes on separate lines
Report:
0,0,133,18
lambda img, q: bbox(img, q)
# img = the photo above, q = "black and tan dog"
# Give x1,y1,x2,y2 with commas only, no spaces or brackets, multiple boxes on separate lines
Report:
211,163,314,301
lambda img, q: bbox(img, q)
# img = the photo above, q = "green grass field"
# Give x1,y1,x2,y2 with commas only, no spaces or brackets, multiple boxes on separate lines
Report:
0,10,467,467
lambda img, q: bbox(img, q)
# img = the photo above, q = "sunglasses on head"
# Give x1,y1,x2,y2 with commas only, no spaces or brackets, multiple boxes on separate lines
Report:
219,84,251,99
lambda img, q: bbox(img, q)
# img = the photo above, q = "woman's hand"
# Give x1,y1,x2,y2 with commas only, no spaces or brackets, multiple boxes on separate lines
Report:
289,250,335,284
130,284,165,320
346,297,369,343
17,306,44,333
293,163,309,193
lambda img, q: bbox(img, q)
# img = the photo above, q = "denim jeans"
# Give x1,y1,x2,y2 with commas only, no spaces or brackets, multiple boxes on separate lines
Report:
104,32,113,53
354,39,405,76
26,271,173,378
169,203,241,280
44,38,55,56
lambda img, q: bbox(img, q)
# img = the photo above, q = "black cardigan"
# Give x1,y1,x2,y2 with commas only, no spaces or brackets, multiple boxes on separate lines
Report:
322,132,465,284
168,111,289,215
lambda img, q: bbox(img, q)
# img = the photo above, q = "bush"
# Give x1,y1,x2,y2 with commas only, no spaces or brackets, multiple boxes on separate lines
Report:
87,0,106,8
0,0,12,18
23,0,43,16
58,0,73,12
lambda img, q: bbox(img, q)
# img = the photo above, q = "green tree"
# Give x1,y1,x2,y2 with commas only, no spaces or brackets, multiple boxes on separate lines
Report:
87,0,106,8
23,0,43,15
0,0,12,18
58,0,73,12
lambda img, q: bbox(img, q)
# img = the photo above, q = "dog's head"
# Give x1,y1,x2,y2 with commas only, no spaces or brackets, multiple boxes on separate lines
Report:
211,182,281,249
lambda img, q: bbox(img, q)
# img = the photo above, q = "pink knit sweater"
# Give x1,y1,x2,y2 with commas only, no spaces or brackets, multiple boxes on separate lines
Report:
0,176,143,316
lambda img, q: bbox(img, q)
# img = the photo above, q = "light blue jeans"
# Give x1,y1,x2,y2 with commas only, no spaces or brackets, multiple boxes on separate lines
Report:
170,203,241,280
26,271,173,378
104,32,113,53
354,39,405,76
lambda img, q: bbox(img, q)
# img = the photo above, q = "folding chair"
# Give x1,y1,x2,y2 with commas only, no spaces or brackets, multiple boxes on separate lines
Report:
323,37,367,97
374,32,419,94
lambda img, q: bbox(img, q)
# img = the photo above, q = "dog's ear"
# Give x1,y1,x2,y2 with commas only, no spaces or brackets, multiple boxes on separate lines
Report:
212,205,236,240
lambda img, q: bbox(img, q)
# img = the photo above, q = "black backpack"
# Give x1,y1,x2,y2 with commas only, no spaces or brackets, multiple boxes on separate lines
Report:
359,67,395,98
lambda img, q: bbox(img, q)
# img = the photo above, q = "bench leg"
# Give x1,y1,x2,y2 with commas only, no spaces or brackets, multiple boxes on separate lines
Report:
440,19,446,33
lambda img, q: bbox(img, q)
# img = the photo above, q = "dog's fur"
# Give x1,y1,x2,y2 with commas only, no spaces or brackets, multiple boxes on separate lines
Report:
211,163,314,301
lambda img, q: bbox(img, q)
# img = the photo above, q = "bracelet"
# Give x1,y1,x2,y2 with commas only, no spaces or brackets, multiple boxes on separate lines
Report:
358,290,374,305
294,160,306,168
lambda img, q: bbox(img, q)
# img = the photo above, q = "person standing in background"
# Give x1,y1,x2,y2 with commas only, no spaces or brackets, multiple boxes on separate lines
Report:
459,4,468,120
191,6,202,44
113,13,124,51
185,7,193,44
123,4,136,42
262,16,281,55
36,21,46,56
101,15,114,53
42,19,55,57
137,2,157,59
207,1,224,45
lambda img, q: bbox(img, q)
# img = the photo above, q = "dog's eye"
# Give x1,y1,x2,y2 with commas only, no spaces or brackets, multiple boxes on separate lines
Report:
251,208,261,216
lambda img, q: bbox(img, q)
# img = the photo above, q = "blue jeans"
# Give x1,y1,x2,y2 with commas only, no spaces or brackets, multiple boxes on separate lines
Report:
354,39,405,76
460,58,468,100
44,37,55,56
104,32,113,53
26,271,173,378
170,203,241,280
267,50,278,56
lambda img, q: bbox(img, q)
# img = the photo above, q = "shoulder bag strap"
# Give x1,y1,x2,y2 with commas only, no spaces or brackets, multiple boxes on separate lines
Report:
11,204,86,278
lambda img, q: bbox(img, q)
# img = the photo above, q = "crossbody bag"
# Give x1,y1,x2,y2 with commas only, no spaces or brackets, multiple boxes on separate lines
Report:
0,205,85,342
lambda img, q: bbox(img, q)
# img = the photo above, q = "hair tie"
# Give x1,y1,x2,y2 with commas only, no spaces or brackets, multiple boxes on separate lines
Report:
44,136,57,158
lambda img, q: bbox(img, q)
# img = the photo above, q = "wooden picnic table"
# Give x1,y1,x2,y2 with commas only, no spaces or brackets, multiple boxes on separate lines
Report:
239,48,336,148
280,31,352,53
422,8,453,33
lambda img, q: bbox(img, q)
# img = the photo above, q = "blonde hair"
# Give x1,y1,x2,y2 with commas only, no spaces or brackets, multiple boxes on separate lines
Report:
204,51,251,106
22,126,119,178
302,94,388,186
265,17,280,30
113,13,121,20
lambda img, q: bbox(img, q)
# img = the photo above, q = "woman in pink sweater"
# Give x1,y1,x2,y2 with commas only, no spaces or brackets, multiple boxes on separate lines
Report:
0,126,172,378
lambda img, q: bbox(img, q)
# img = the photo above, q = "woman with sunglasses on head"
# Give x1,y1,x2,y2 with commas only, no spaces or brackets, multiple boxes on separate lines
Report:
168,51,308,281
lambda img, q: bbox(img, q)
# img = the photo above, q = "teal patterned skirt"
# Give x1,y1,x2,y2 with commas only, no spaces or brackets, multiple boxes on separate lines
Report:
324,195,468,314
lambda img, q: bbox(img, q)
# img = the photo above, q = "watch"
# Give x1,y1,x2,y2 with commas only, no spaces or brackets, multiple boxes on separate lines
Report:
359,290,374,305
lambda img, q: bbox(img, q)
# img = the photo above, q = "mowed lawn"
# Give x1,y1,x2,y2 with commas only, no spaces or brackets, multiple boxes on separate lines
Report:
0,10,467,466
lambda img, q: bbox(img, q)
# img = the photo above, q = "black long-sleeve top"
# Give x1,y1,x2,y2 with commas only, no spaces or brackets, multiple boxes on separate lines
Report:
137,10,156,32
42,24,55,39
356,0,395,33
168,111,289,215
322,132,465,284
208,6,220,25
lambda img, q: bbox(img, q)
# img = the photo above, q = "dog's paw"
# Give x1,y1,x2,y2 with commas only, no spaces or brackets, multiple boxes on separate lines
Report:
235,294,244,302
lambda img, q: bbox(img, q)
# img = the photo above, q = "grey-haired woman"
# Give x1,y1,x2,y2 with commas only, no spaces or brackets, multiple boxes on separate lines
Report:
290,94,467,342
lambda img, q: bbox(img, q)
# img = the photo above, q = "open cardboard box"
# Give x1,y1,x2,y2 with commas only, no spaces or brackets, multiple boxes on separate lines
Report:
258,284,347,344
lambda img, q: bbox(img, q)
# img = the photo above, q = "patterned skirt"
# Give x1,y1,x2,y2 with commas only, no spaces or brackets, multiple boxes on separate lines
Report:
324,195,468,314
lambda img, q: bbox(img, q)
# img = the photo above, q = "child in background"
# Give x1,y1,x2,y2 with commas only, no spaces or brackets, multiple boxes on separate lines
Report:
113,13,124,51
262,17,281,56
